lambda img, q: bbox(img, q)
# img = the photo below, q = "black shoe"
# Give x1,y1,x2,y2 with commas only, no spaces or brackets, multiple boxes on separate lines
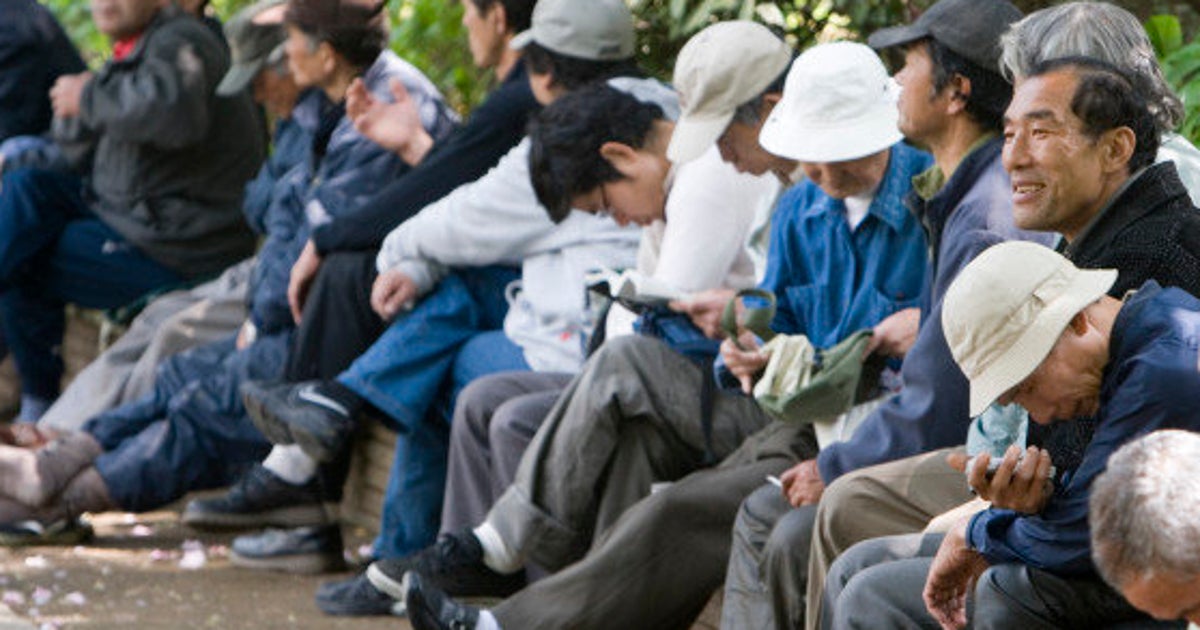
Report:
0,517,93,547
229,524,346,574
241,380,356,462
315,572,403,617
405,571,480,630
183,465,335,530
366,531,525,601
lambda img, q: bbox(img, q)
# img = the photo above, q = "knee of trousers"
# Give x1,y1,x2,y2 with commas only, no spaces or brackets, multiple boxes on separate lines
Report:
733,484,785,554
763,504,817,572
972,564,1032,628
814,470,881,541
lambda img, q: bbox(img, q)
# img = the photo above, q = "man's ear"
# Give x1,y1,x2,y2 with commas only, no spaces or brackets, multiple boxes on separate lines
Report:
1100,127,1137,175
1068,310,1091,336
759,92,782,120
487,1,508,35
599,141,638,173
944,74,971,116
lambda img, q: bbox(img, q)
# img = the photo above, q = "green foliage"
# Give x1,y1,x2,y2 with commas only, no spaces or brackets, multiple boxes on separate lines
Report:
41,0,109,66
388,0,489,113
1148,14,1200,143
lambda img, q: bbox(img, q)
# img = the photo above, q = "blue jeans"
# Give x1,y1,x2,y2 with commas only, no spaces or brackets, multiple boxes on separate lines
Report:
373,330,528,558
86,332,292,512
337,266,526,557
0,168,183,400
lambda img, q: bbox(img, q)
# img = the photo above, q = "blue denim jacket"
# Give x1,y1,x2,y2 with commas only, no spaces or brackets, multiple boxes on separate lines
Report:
248,50,458,335
761,142,933,349
968,283,1200,574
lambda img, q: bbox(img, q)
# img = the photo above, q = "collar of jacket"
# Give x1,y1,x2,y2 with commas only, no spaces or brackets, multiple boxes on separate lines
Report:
906,135,1003,255
103,5,185,67
1063,161,1191,263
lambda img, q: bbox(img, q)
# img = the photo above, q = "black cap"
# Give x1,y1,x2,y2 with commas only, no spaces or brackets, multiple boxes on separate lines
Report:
867,0,1022,75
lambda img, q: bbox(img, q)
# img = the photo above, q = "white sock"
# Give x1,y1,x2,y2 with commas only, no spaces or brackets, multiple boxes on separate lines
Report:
477,611,502,630
472,521,521,574
262,444,318,485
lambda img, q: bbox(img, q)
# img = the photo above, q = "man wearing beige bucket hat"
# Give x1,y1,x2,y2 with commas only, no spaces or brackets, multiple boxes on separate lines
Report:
821,240,1200,628
809,51,1200,630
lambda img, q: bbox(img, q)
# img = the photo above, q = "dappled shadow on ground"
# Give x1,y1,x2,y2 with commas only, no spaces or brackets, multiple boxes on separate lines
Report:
0,507,410,629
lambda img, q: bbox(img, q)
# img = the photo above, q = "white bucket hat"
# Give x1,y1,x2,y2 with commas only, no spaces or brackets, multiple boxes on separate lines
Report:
941,242,1117,417
759,41,902,163
666,21,793,164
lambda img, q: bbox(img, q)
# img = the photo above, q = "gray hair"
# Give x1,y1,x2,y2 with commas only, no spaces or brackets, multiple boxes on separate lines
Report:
998,2,1184,133
1090,430,1200,588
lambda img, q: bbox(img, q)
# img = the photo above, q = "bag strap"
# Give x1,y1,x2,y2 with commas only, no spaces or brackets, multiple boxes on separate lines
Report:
720,288,777,348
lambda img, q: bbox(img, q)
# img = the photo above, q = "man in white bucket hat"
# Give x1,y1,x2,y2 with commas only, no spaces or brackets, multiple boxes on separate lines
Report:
821,240,1200,628
398,36,935,630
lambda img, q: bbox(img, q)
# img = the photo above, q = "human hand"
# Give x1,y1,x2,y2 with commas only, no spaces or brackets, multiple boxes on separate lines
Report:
370,269,417,321
50,72,92,118
235,320,257,350
779,458,825,507
287,240,322,324
670,288,736,339
950,445,1054,514
865,307,920,358
923,518,989,629
721,331,768,394
347,77,433,166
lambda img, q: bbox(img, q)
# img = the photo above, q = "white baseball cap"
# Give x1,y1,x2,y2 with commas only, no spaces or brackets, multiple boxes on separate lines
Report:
941,241,1117,417
759,41,902,163
666,21,792,164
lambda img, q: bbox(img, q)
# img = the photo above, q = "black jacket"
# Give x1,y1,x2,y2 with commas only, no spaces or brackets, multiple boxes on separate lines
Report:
55,7,264,278
1034,160,1200,470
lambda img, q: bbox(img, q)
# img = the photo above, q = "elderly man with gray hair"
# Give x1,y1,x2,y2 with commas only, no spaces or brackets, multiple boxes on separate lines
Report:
1091,429,1200,627
822,241,1200,629
998,1,1200,203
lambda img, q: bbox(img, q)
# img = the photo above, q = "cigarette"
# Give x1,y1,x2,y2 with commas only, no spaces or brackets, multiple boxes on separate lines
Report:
766,475,783,488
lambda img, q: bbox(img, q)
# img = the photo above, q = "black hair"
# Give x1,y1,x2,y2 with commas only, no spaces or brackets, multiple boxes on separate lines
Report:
732,56,793,125
523,41,642,91
287,0,388,70
468,0,534,33
529,84,665,222
1029,56,1160,172
926,39,1012,133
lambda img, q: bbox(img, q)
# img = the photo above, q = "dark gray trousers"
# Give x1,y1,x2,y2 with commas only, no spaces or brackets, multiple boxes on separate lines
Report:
825,533,1177,630
440,371,572,535
484,336,820,629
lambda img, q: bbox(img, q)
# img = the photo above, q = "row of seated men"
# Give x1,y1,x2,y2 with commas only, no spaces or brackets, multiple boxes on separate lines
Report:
1,0,1200,628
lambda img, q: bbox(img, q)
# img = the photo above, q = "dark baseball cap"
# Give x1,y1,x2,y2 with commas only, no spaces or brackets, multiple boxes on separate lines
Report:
217,0,287,96
867,0,1022,75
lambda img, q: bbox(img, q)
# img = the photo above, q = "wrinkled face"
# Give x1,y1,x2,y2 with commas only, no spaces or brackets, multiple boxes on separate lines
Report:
998,323,1105,424
252,64,301,119
1120,571,1200,625
799,150,890,200
894,43,949,145
462,1,504,70
1002,71,1113,239
570,145,670,227
91,0,162,39
283,24,327,90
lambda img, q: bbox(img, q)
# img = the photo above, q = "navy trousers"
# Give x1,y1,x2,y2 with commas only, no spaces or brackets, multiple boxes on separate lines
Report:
0,168,182,400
